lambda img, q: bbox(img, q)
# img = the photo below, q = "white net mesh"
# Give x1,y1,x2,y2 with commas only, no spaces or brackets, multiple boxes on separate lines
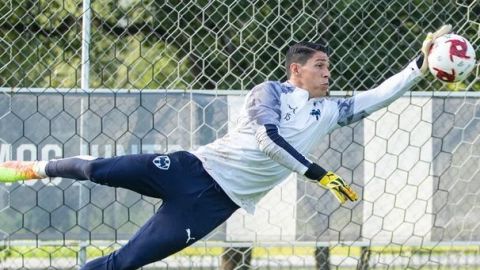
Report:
0,0,479,269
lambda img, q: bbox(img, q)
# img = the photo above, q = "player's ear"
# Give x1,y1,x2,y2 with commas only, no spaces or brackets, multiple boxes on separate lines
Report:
290,63,301,77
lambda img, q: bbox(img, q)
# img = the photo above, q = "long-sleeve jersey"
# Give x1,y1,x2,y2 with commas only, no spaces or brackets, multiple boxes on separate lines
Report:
192,60,422,214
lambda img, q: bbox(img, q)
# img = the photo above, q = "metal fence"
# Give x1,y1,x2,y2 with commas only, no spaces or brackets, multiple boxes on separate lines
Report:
1,1,478,91
1,90,480,269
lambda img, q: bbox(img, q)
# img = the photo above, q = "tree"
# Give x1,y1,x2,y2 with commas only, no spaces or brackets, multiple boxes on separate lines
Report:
0,0,477,90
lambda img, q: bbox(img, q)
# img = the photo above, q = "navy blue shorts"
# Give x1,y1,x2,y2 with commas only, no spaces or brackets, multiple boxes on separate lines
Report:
46,151,239,270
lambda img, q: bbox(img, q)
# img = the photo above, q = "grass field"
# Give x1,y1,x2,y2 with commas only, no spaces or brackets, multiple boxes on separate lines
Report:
2,244,480,258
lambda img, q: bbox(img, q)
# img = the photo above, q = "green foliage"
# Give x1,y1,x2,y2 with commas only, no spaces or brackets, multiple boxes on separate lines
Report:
0,0,478,91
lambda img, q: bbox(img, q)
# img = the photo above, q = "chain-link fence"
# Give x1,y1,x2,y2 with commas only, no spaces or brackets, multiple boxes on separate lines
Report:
1,1,479,91
1,0,480,269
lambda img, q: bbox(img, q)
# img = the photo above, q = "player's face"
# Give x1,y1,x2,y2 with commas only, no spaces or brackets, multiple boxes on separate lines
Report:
295,51,330,98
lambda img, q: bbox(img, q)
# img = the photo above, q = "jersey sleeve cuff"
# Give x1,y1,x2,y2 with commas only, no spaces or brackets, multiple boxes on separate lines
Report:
410,56,424,77
415,55,424,70
304,163,328,180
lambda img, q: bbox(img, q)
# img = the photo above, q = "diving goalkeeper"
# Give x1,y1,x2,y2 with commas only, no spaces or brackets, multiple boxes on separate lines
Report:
0,25,451,270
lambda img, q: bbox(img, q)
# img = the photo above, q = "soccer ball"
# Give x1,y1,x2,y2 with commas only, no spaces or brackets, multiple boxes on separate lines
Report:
428,33,476,82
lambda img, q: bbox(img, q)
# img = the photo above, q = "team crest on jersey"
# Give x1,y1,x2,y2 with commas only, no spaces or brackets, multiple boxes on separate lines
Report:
153,156,170,170
310,109,321,120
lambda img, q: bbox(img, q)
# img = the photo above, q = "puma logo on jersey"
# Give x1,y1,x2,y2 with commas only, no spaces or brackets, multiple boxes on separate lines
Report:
153,156,170,170
186,228,196,244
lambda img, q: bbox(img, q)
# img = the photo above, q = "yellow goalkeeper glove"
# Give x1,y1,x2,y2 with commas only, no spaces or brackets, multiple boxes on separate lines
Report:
419,24,452,74
319,172,358,204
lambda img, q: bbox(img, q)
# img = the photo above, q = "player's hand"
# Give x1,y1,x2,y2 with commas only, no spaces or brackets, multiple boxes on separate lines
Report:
419,24,452,74
319,172,358,204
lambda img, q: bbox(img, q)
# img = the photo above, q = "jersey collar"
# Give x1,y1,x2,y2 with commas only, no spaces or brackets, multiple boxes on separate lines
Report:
282,81,310,100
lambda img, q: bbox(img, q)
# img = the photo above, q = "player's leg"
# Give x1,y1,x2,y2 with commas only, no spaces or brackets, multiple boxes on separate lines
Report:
45,154,169,198
0,155,164,197
80,172,239,270
68,151,221,201
0,152,186,198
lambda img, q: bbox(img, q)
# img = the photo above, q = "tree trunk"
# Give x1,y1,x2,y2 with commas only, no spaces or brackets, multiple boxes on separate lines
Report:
315,246,330,270
220,247,252,270
357,246,371,270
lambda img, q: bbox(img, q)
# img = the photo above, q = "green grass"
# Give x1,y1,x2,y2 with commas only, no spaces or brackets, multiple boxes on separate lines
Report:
1,245,480,259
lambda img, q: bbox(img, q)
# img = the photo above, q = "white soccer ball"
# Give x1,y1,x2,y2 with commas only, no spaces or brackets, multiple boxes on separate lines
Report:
428,33,476,82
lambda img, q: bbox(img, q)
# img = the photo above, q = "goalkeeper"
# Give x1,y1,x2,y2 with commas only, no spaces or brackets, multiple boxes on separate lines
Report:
0,25,451,270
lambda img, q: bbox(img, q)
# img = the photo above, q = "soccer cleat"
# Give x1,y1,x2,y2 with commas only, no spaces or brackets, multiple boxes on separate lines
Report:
0,161,42,182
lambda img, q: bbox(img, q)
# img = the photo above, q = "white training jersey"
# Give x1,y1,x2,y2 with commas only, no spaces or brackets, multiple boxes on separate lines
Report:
193,60,422,214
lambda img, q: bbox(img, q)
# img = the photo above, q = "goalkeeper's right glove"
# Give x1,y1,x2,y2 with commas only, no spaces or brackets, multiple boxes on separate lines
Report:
319,172,358,204
418,24,452,74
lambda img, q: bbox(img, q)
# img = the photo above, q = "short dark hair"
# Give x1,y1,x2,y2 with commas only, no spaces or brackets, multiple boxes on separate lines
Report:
285,41,330,79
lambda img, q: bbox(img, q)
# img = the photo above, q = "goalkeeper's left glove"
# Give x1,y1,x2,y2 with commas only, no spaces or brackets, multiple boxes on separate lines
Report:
418,24,452,74
319,172,358,204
